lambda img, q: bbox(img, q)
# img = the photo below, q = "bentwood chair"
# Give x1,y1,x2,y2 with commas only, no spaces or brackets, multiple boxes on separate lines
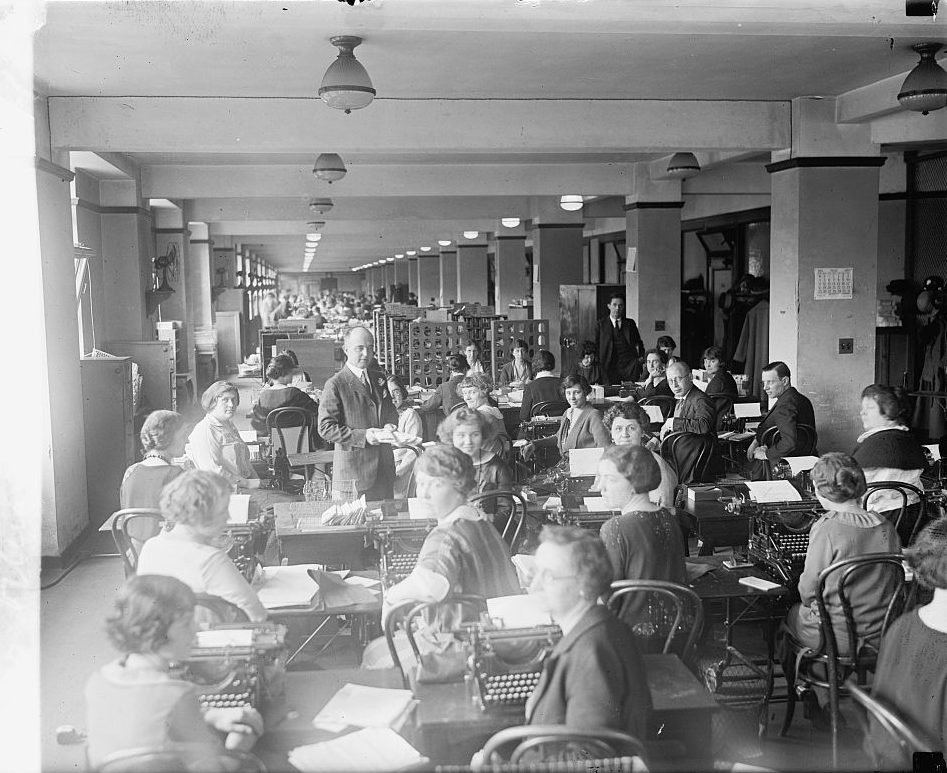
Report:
266,406,313,488
469,490,528,553
481,725,647,768
660,431,715,485
110,509,164,577
95,746,266,773
638,395,675,421
861,480,928,546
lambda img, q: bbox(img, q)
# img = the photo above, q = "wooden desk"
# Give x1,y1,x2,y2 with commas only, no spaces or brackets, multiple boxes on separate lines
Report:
677,496,749,556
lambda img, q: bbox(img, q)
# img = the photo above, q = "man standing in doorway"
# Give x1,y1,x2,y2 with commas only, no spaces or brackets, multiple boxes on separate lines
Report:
318,326,399,499
595,292,645,384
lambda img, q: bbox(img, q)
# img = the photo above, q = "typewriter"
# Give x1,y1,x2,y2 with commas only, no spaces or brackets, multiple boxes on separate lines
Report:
224,516,273,583
457,624,561,712
175,623,286,710
548,506,618,533
367,518,437,588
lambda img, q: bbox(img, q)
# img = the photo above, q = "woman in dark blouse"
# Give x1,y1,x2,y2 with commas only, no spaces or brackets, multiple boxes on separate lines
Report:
702,345,738,398
250,353,320,438
638,348,673,399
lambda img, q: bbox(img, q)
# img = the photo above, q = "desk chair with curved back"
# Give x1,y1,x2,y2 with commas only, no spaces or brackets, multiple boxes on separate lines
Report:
469,490,528,553
607,580,704,668
531,400,569,418
780,552,910,766
96,746,266,773
639,395,676,421
481,725,647,769
384,595,488,688
708,393,735,430
660,431,715,485
111,509,165,578
759,423,818,478
861,480,928,546
266,406,315,488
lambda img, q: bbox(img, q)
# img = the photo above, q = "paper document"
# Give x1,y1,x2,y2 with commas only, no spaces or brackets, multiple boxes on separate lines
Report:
228,494,251,524
745,480,802,503
642,405,664,423
583,496,609,510
239,430,259,443
925,444,943,461
256,565,320,609
488,594,553,628
407,498,430,519
289,727,425,773
569,447,604,477
511,553,537,589
691,379,708,392
734,403,762,418
512,438,528,448
195,629,254,648
314,683,416,730
781,456,819,476
508,389,524,403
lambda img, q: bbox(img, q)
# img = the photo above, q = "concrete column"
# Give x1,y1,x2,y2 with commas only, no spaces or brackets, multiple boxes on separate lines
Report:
767,157,883,451
408,258,419,297
417,255,440,308
532,223,584,364
456,243,489,305
184,217,214,328
393,258,406,287
439,250,457,306
587,236,601,284
494,236,526,313
384,263,395,299
153,208,194,374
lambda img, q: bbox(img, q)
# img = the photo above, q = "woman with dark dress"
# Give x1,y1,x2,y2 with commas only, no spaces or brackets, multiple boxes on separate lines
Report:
871,518,947,770
522,375,609,464
638,348,673,399
703,345,739,428
120,410,188,510
852,384,928,545
572,340,604,385
250,353,320,439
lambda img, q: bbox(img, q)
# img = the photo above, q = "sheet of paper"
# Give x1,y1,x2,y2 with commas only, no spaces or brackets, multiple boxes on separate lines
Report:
508,389,524,403
642,405,664,423
605,395,633,403
511,553,537,590
590,385,605,400
313,683,416,730
583,496,609,510
542,496,562,510
487,594,553,628
925,443,942,461
238,430,259,443
195,629,254,648
691,378,708,392
256,565,320,609
512,438,528,448
744,480,802,503
228,494,251,524
782,456,819,475
569,447,603,477
289,727,425,773
734,402,762,418
344,575,382,588
407,498,429,519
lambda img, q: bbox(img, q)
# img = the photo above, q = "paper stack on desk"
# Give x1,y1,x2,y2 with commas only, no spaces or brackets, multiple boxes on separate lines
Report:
313,683,416,732
289,727,425,772
256,565,321,609
745,480,802,503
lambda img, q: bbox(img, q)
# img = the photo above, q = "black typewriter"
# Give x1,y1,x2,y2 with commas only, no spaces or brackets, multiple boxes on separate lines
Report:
367,518,437,588
174,623,286,710
549,507,617,533
457,624,561,712
224,515,274,583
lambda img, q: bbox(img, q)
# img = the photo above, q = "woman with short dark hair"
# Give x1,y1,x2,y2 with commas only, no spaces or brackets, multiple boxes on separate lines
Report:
702,345,738,398
498,339,533,386
250,353,320,437
85,575,263,770
120,410,187,510
602,402,677,509
639,348,672,399
522,374,608,463
518,350,562,424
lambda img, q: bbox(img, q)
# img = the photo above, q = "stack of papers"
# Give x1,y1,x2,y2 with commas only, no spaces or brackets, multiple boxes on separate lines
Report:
487,594,553,628
195,629,254,648
780,456,819,475
569,447,603,477
256,565,321,609
313,683,416,732
734,403,762,419
289,727,425,772
744,480,802,503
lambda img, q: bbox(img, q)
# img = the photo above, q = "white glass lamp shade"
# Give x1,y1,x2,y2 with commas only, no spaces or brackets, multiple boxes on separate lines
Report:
463,230,479,239
666,152,701,179
318,36,375,114
898,43,947,115
313,153,347,183
309,199,334,215
559,194,584,212
501,217,521,228
437,240,451,247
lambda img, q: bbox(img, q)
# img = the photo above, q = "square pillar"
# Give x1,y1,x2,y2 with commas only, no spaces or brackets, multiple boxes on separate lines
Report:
494,236,526,313
408,258,419,297
456,243,489,305
532,223,584,365
417,255,440,308
183,214,214,329
153,211,194,374
767,156,884,452
439,250,457,306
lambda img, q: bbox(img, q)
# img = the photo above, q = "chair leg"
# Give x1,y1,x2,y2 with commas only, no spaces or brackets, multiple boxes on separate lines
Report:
828,660,839,770
779,652,797,737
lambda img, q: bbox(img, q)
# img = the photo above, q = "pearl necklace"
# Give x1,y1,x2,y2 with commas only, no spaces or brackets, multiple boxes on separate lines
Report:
143,450,172,463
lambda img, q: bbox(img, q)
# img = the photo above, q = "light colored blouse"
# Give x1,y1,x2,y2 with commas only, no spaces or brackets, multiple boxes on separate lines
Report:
186,415,256,485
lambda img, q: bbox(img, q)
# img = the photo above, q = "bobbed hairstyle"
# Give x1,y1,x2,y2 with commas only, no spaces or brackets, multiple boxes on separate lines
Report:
657,336,677,350
602,401,650,432
533,350,556,372
602,443,661,494
861,384,911,424
904,518,947,590
645,348,669,366
811,452,867,504
580,340,597,357
437,406,497,445
140,410,186,454
702,346,727,365
105,574,196,655
513,339,529,353
539,525,613,599
762,361,791,380
561,374,592,395
200,380,240,413
266,353,299,382
159,470,232,530
415,443,476,496
447,354,471,374
459,373,494,395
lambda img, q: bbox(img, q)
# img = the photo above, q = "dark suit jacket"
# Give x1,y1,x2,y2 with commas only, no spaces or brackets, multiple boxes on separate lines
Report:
670,387,716,435
420,373,465,416
756,386,817,461
595,316,645,382
527,605,651,737
317,365,398,496
519,375,563,424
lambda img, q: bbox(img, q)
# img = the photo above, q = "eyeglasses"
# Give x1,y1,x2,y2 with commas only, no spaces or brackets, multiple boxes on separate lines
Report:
532,569,578,585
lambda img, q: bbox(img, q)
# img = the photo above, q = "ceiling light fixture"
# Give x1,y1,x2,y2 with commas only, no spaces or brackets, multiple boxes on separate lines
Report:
386,258,395,263
406,250,417,256
437,239,451,247
307,232,323,241
898,43,947,115
319,35,375,114
313,153,347,183
666,152,701,179
309,199,334,215
559,195,584,212
463,230,479,239
501,217,521,228
395,253,404,259
420,246,431,252
306,241,319,248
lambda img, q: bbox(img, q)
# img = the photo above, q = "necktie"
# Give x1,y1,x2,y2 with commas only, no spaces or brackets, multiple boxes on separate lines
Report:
361,370,375,401
674,398,685,418
614,319,620,330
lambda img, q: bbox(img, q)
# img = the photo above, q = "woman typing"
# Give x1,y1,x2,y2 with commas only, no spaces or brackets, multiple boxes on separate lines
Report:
85,575,263,771
121,410,187,510
498,339,533,386
638,348,672,399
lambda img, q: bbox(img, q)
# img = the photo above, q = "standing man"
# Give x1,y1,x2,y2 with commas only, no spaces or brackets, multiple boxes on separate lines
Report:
660,361,716,439
747,361,817,480
595,293,645,385
318,326,399,500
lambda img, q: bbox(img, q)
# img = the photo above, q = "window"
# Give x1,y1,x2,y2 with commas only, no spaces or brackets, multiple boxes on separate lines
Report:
74,245,95,356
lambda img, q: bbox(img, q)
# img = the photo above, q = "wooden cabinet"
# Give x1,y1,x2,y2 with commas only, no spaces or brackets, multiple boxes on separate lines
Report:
216,311,243,374
81,356,135,527
558,284,624,376
107,340,176,411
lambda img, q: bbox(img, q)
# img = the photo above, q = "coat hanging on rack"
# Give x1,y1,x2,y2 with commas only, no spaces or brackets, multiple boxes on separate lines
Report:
912,312,947,441
733,299,769,398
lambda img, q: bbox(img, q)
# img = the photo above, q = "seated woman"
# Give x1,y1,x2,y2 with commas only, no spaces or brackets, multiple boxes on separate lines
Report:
459,372,509,455
572,340,603,385
703,346,739,429
121,410,187,510
781,452,900,723
852,384,928,545
388,377,423,499
250,353,320,439
638,348,673,399
137,470,268,622
85,575,263,771
525,525,651,734
595,445,687,629
871,519,947,769
420,354,469,416
523,375,609,464
657,335,677,361
498,339,533,386
465,341,486,376
603,402,677,510
363,445,520,668
187,381,297,518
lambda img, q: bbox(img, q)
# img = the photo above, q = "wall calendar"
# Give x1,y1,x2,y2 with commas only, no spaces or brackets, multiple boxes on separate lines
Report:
814,267,853,300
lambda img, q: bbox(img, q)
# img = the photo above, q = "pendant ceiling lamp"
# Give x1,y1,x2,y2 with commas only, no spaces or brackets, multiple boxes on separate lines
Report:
313,153,347,183
319,35,375,114
309,199,334,215
501,217,521,228
898,43,947,115
559,195,583,212
463,230,479,239
666,152,701,179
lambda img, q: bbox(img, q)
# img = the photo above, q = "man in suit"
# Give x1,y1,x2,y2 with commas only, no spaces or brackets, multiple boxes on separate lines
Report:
660,360,716,439
419,354,469,416
318,326,399,500
747,361,817,481
594,293,645,385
